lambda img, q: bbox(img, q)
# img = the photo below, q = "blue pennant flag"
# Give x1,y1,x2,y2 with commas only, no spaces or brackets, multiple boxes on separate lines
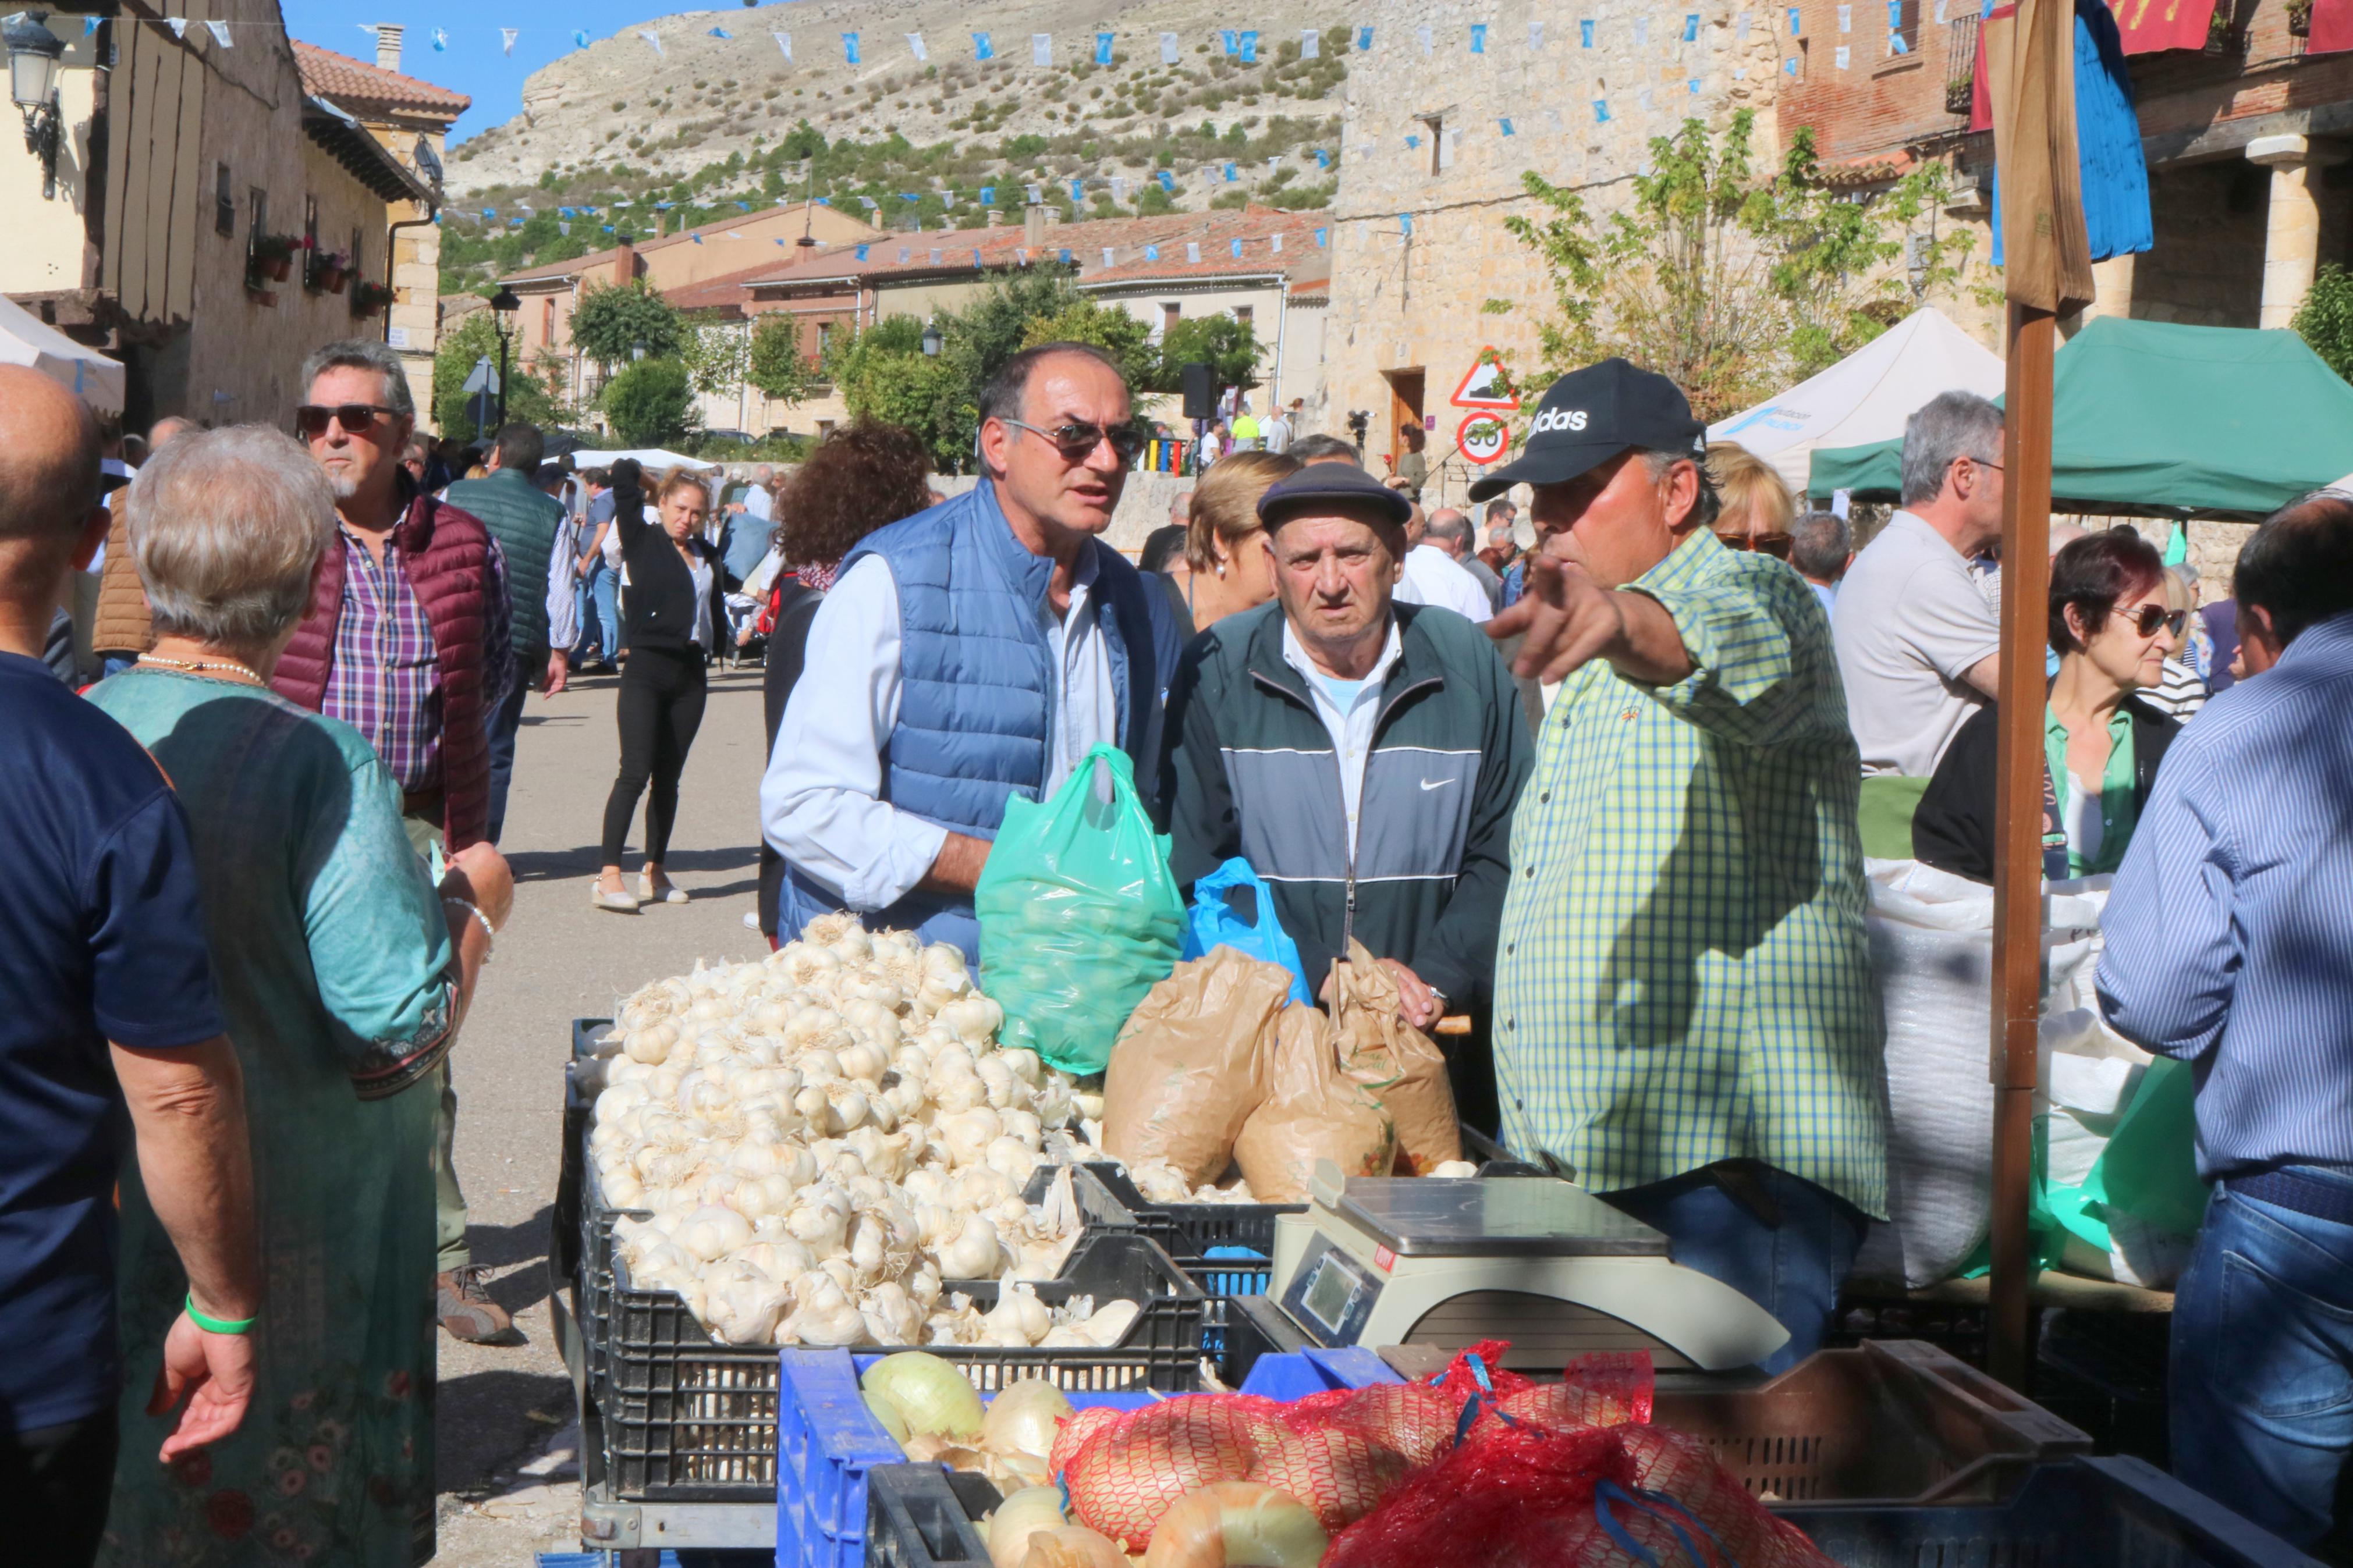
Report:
1356,24,1374,49
735,201,750,211
1230,237,1243,257
1785,54,1799,71
1405,134,1421,149
1239,29,1258,61
1315,148,1330,169
1691,75,1703,90
842,31,860,63
573,29,588,47
1070,179,1084,200
1399,213,1413,237
481,208,496,218
856,244,870,259
709,27,730,40
1314,226,1328,246
1581,18,1596,45
1157,169,1175,191
1595,98,1612,120
1499,116,1516,134
1470,22,1488,51
1145,244,1160,261
1095,31,1113,64
1059,247,1073,263
602,225,613,233
1220,29,1237,53
1684,12,1700,40
901,192,920,202
1223,162,1237,181
973,31,992,59
1788,7,1803,33
981,185,996,204
690,233,703,244
558,207,573,217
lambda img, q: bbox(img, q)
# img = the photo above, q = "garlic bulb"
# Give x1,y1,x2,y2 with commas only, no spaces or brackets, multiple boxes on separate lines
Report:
936,1213,1002,1279
984,1282,1052,1347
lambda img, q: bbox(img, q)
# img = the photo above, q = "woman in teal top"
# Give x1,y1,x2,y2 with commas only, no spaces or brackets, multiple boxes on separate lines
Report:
1913,528,2182,883
88,426,507,1568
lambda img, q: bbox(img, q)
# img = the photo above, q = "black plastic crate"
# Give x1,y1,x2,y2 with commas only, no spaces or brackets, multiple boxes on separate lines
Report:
2031,1307,2173,1466
864,1466,999,1568
1777,1456,2321,1567
595,1231,1207,1502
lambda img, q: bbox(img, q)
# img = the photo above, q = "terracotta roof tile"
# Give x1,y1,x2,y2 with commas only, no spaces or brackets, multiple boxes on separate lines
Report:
293,41,469,119
498,201,883,285
728,207,1330,291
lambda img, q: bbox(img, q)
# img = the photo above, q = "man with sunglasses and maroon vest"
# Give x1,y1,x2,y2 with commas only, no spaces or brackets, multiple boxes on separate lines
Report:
276,338,518,1346
760,342,1182,963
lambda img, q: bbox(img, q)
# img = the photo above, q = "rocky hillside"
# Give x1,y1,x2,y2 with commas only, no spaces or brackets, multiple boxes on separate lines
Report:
439,0,1349,290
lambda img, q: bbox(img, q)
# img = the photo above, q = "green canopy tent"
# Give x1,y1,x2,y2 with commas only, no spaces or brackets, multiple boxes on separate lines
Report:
1808,318,2353,519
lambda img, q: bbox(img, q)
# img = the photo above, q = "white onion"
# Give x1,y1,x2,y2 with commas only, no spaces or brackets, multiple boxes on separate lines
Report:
863,1350,985,1439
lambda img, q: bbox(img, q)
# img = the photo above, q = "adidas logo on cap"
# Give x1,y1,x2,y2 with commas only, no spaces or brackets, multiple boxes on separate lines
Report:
1529,406,1591,435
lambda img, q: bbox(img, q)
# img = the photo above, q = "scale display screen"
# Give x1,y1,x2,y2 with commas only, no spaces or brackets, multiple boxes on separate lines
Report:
1301,1254,1355,1334
1279,1235,1380,1346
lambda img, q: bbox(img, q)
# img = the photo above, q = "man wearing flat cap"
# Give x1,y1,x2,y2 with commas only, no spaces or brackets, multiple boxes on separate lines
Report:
1157,461,1532,1129
1481,359,1886,1373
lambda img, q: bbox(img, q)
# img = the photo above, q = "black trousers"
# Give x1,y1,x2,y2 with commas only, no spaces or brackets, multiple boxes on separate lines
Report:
0,1407,119,1568
602,644,707,865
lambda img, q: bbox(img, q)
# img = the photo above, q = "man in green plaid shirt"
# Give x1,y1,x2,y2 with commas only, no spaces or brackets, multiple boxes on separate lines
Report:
1474,360,1887,1374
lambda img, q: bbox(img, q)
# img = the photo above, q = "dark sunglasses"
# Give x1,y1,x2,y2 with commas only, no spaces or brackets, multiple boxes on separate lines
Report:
1719,531,1793,560
295,403,399,437
2124,605,2188,638
1001,417,1147,464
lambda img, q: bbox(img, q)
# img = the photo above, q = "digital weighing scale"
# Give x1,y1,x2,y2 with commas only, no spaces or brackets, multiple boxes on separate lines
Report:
1268,1164,1790,1373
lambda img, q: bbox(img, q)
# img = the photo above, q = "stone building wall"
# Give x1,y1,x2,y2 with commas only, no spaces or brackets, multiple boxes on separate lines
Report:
1322,0,1787,512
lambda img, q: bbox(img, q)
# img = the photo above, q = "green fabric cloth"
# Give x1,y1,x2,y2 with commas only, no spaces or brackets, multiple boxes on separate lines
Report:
1493,529,1891,1218
2042,701,2138,877
442,467,563,661
87,670,452,1568
1857,774,1932,859
1808,318,2353,515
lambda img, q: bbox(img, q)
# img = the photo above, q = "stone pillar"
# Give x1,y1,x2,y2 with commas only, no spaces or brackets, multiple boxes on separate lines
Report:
2246,134,2348,330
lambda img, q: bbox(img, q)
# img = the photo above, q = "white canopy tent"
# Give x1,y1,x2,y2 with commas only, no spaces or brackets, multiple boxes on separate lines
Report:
1709,307,2006,496
567,449,722,471
0,295,125,415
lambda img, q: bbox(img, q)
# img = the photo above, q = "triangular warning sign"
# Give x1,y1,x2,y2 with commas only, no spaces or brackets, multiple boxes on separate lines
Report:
1451,349,1520,410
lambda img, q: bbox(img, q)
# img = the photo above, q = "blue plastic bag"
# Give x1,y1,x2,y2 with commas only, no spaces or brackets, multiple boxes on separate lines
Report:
1179,857,1312,1007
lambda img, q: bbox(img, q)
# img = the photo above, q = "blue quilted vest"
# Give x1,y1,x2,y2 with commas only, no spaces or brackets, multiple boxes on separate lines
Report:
779,481,1174,959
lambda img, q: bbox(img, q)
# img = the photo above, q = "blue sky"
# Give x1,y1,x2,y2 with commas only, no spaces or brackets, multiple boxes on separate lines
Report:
286,0,786,142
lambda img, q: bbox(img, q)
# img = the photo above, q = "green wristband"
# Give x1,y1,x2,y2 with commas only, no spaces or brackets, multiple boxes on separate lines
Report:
185,1293,257,1335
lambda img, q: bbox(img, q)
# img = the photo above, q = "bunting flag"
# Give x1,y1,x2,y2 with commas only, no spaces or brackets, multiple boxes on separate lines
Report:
1788,6,1803,33
1357,23,1374,49
1186,241,1201,261
1070,178,1084,200
1594,97,1611,120
1102,246,1115,265
81,12,95,31
1417,23,1433,52
1582,19,1596,44
1529,19,1545,47
1470,22,1488,51
1239,28,1258,60
1315,226,1328,246
772,31,792,59
1096,30,1113,63
896,246,910,261
1406,134,1421,149
907,31,927,60
356,22,378,41
842,31,859,63
981,185,995,203
1315,148,1330,168
638,29,661,55
1500,116,1516,134
1111,175,1128,198
708,26,730,40
1223,162,1237,180
690,233,703,244
1635,16,1651,43
929,248,942,264
1684,12,1700,39
1399,214,1413,237
1639,85,1655,107
856,244,870,260
1059,247,1073,263
1158,169,1176,191
1160,31,1180,62
1691,74,1703,90
1302,27,1320,56
1271,233,1284,251
574,29,589,46
1836,42,1852,63
1230,237,1243,257
1031,31,1051,63
973,31,993,59
1936,0,1949,18
430,26,446,49
501,28,517,52
1739,10,1754,38
1144,244,1159,261
1025,183,1042,202
1220,28,1237,52
1267,155,1282,170
1838,3,1853,28
206,19,232,44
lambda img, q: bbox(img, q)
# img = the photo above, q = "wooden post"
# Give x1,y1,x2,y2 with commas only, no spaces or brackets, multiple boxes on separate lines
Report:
1988,300,2058,1389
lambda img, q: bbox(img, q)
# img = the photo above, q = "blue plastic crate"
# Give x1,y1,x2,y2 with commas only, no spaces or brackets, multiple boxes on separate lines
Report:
778,1347,1398,1568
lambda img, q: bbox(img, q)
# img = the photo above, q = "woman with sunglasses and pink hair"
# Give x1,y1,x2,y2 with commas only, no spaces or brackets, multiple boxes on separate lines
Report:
1912,528,2185,883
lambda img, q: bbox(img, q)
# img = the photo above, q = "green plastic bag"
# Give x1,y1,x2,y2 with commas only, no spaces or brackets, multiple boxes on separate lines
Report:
975,744,1186,1076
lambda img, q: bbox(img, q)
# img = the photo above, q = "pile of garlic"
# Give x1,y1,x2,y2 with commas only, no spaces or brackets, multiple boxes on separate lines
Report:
584,914,1129,1350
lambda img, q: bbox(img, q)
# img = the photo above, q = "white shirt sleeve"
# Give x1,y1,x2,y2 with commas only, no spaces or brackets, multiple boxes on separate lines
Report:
1903,556,2002,681
545,523,579,651
1398,546,1495,623
758,555,950,911
742,545,786,602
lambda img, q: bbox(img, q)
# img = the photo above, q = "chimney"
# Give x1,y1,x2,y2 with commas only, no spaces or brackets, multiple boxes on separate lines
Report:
985,209,1002,227
374,23,403,73
613,239,636,286
1023,204,1044,250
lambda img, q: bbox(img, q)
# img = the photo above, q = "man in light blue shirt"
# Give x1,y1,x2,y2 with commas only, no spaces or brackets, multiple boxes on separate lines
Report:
2097,494,2353,1551
1788,508,1850,625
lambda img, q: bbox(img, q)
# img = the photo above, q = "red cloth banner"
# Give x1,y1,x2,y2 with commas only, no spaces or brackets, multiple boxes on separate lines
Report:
2309,0,2353,55
2106,0,2221,54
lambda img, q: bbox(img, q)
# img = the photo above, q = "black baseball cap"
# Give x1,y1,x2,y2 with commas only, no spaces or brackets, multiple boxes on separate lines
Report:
1256,460,1415,530
1466,358,1706,503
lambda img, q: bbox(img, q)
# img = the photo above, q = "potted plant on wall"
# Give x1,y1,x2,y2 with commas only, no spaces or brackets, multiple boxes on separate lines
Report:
2206,0,2241,50
309,250,352,294
2288,0,2313,35
250,232,300,283
1945,74,1974,114
350,280,396,319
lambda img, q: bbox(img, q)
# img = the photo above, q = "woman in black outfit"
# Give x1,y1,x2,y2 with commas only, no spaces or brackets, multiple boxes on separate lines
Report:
754,419,935,943
595,459,729,912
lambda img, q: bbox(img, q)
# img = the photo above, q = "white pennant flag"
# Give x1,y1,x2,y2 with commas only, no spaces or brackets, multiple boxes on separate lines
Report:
1031,32,1052,64
1159,30,1179,62
502,28,519,54
1529,19,1545,48
638,29,663,56
1738,9,1754,37
1111,175,1128,199
772,31,792,59
1186,241,1200,262
1267,155,1281,170
1025,183,1042,202
354,22,379,42
165,17,188,38
205,19,232,46
1416,23,1433,53
1270,233,1283,252
1102,247,1115,266
1301,28,1319,56
907,31,927,61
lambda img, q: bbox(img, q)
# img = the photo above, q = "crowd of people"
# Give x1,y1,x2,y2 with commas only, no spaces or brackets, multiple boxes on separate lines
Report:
8,317,2353,1563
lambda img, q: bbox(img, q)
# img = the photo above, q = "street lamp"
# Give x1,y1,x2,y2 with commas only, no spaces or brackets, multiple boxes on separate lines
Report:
5,10,65,201
489,286,521,429
921,319,943,358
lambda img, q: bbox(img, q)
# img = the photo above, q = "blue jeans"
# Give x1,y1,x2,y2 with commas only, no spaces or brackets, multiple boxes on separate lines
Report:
1605,1164,1867,1377
484,666,531,847
577,563,619,663
2173,1169,2353,1551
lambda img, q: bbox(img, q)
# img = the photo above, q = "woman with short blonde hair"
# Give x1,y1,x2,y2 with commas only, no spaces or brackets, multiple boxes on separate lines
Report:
1705,442,1796,558
1177,450,1301,630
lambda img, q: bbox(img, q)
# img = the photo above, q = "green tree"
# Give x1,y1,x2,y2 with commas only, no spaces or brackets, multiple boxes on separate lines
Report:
570,279,684,372
680,319,751,398
1020,298,1157,387
431,310,563,443
601,359,697,446
747,314,826,405
1158,315,1263,394
2295,263,2353,383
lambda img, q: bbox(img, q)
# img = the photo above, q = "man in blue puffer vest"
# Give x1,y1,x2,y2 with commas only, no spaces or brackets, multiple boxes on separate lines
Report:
758,341,1182,961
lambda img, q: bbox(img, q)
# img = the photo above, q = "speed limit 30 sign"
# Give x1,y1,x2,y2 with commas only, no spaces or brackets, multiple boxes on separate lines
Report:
1456,413,1511,465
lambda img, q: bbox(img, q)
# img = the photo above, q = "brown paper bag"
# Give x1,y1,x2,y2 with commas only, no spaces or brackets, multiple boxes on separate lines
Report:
1234,1004,1397,1201
1102,948,1293,1187
1329,940,1463,1175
